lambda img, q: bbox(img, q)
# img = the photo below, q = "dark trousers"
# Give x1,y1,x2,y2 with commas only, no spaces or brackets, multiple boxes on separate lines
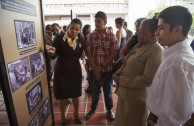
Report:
87,69,94,90
91,71,113,111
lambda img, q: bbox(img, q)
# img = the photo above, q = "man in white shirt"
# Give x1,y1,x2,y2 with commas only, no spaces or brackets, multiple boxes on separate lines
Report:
147,6,194,126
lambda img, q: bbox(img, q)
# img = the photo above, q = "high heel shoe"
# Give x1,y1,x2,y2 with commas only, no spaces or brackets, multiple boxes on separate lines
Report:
74,113,83,124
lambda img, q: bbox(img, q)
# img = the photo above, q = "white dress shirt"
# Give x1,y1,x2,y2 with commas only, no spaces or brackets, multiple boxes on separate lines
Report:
147,40,194,126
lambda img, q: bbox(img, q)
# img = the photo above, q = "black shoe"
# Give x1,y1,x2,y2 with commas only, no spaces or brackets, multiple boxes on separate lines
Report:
85,109,95,120
85,88,92,94
74,113,82,124
107,110,115,121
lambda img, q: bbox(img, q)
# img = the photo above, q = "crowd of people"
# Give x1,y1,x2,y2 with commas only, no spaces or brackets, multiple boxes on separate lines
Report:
45,5,194,126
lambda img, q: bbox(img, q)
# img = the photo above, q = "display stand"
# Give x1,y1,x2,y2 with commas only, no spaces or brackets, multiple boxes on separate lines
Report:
0,0,54,125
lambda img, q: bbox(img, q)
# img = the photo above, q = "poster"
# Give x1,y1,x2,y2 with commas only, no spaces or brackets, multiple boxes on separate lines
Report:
29,52,45,78
26,82,42,113
7,57,31,92
39,98,50,125
28,98,50,126
14,20,36,49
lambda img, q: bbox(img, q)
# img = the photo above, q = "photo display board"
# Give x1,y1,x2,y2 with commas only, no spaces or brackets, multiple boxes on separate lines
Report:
0,0,53,125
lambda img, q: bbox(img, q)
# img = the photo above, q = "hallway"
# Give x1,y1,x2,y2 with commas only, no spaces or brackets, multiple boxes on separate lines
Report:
53,62,118,126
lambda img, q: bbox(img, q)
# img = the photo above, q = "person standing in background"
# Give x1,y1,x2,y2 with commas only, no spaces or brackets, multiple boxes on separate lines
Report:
44,24,54,82
120,18,146,62
82,24,92,94
147,6,194,126
114,17,126,62
123,21,133,41
111,18,146,74
51,23,65,37
107,26,113,33
63,25,68,33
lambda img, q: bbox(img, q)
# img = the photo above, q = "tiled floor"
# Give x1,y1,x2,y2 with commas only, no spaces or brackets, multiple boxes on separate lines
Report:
0,91,10,126
53,63,118,126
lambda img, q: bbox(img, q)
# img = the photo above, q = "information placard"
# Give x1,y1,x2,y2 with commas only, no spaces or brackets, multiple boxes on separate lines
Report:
0,0,53,125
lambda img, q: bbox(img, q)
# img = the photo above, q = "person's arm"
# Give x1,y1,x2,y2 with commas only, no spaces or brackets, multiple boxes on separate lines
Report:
120,36,132,56
116,30,121,47
46,35,60,59
119,46,163,88
86,50,101,80
102,35,117,68
85,49,98,71
156,67,194,126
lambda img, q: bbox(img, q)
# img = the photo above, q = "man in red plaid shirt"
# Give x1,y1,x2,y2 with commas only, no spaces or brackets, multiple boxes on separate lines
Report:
85,11,118,121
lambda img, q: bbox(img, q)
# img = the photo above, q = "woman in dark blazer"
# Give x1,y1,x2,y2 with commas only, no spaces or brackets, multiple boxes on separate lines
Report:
46,18,85,125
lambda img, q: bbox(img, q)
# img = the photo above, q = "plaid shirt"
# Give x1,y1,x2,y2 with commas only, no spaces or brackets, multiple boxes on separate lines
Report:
86,28,118,72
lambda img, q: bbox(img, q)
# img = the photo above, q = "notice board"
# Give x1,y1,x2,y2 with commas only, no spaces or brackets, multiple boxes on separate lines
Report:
0,0,54,125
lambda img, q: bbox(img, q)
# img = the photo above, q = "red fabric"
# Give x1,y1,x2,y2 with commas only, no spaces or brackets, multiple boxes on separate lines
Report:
86,28,118,71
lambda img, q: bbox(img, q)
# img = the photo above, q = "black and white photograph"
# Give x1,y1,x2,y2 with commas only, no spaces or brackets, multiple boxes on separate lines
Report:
29,52,45,78
28,113,41,126
39,98,50,125
7,57,31,92
26,82,42,113
14,20,36,49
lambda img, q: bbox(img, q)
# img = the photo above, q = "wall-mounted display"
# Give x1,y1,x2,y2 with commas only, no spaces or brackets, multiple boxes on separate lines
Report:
29,52,45,78
26,82,42,113
14,20,36,49
7,57,31,92
39,98,50,125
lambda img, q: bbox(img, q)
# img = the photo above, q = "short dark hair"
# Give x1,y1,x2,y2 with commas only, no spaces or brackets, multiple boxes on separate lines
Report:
135,18,146,27
45,24,52,31
142,16,158,33
70,18,82,28
124,22,127,27
115,17,124,26
51,23,60,28
63,25,67,29
95,11,107,24
82,24,91,37
158,6,192,37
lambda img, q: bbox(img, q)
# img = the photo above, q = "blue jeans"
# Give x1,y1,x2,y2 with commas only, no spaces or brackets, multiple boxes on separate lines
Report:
91,71,113,111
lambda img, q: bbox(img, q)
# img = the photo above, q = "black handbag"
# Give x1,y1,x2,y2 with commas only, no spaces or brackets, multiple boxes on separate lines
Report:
112,58,123,73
